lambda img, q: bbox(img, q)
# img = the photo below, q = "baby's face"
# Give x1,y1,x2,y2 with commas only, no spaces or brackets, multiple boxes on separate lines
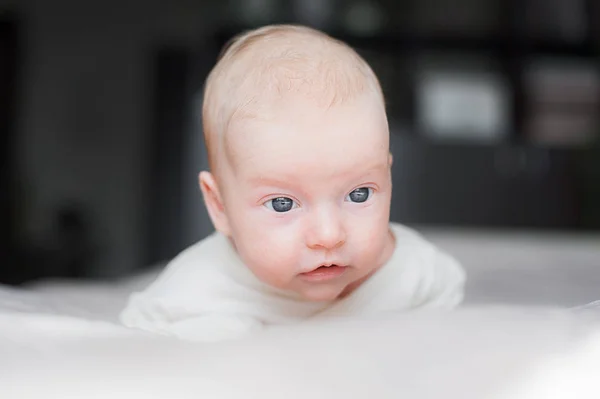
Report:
218,93,394,301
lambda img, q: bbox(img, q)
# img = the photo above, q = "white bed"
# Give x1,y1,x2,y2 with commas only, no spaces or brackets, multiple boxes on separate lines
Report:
2,228,600,398
426,228,600,307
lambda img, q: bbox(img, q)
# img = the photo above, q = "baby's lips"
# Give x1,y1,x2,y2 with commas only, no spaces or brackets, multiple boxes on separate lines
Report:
299,265,348,281
302,262,347,274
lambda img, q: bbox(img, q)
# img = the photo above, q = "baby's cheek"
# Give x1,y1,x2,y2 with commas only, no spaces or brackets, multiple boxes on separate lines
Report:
239,231,300,287
351,220,388,261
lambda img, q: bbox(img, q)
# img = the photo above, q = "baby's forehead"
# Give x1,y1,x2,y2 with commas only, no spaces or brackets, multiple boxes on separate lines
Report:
229,143,390,191
229,91,386,142
222,96,389,179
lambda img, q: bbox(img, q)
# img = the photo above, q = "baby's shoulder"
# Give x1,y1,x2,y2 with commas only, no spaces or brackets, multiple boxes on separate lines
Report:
143,231,234,294
389,222,438,254
388,222,464,274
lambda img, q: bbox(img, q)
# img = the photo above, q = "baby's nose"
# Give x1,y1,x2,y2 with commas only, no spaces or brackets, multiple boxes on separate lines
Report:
305,210,346,250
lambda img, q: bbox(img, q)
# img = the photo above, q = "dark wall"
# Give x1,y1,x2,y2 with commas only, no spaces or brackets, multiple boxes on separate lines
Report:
0,13,19,279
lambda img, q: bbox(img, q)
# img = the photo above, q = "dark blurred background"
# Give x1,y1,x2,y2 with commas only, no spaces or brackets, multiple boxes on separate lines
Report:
1,0,599,285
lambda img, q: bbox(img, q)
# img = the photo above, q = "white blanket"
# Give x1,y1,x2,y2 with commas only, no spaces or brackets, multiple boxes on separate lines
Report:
2,307,600,399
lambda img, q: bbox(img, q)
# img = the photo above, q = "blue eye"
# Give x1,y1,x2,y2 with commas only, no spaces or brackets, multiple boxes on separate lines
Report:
346,187,372,203
264,197,297,212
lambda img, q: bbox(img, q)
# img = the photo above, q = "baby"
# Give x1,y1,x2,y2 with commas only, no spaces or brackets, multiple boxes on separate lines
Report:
120,24,466,342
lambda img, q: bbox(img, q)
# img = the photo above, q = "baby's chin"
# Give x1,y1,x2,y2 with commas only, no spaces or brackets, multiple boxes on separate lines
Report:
285,268,376,302
291,282,350,302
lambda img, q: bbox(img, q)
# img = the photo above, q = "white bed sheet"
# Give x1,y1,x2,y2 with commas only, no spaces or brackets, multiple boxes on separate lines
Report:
0,268,159,322
424,228,600,307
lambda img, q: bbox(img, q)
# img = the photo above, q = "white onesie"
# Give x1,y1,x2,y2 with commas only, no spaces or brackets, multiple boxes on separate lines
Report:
120,223,466,342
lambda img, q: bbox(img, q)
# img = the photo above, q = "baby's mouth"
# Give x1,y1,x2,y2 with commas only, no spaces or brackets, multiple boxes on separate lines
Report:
299,264,348,281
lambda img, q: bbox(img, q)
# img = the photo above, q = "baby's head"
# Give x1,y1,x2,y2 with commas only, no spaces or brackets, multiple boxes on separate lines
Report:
200,24,394,301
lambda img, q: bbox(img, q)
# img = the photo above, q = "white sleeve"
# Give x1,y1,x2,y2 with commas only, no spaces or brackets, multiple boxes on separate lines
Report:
165,314,264,342
386,224,466,310
119,234,270,342
419,249,466,309
119,293,265,342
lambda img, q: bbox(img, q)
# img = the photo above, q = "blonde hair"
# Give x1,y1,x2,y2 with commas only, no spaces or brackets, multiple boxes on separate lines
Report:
202,24,384,171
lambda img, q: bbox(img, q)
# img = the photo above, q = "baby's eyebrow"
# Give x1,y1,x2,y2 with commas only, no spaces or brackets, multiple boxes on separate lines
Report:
356,162,389,175
335,162,389,181
247,162,388,187
247,175,293,187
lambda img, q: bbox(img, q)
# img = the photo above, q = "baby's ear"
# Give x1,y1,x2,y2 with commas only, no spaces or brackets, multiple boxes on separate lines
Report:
199,171,231,236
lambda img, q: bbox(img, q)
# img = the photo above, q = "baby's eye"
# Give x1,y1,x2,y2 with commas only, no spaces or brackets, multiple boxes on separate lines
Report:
346,187,373,203
264,197,298,213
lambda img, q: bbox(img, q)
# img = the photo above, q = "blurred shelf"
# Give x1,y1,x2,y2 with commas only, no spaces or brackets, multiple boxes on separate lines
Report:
388,135,600,230
391,132,600,153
